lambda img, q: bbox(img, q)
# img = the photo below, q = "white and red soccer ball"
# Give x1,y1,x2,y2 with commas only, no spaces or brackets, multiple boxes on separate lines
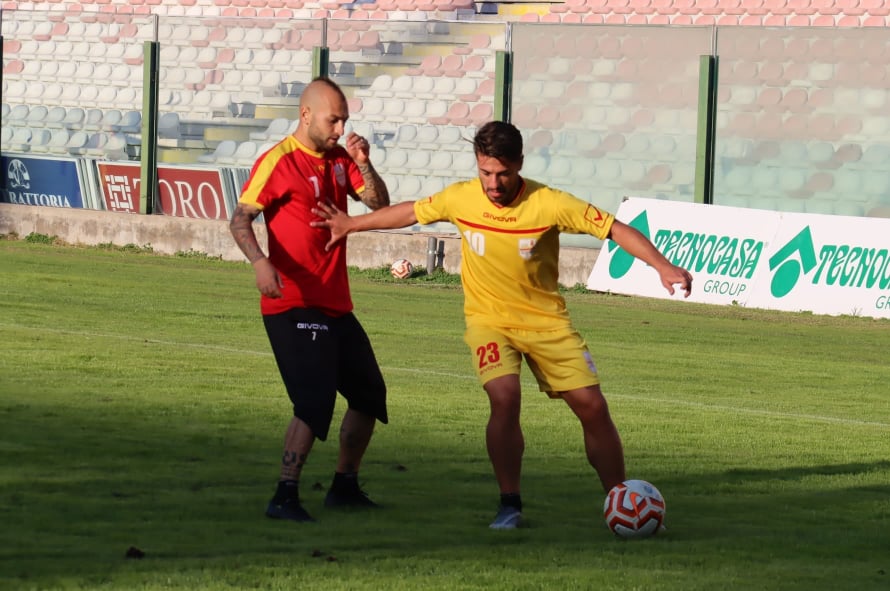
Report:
390,258,414,279
603,479,666,539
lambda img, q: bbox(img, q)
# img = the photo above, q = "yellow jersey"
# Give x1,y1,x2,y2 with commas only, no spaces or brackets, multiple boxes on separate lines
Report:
414,177,615,330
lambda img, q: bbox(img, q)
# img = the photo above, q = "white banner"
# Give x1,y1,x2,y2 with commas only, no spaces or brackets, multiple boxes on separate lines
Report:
587,197,890,319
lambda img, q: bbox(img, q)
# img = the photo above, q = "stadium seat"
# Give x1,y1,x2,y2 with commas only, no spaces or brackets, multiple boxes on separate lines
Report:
231,141,261,166
382,148,409,171
406,149,431,174
65,130,90,156
25,105,49,127
424,100,449,123
383,97,406,119
468,103,493,126
113,110,142,134
389,124,418,148
198,140,237,164
400,98,427,124
452,151,477,173
0,127,14,152
412,124,439,148
436,125,464,149
250,117,293,142
428,151,453,173
410,76,436,99
41,128,72,155
7,126,33,152
443,102,470,125
420,177,447,195
391,75,414,97
6,104,30,127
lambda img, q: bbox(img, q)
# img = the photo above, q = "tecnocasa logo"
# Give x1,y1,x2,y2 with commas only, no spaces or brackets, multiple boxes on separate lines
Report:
768,226,890,298
607,210,764,282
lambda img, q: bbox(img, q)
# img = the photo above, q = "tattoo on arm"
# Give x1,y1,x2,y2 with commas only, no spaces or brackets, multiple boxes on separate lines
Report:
229,205,266,263
356,162,390,210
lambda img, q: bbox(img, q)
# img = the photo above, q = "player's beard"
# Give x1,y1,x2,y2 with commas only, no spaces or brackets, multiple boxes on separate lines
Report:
307,123,339,153
487,184,519,206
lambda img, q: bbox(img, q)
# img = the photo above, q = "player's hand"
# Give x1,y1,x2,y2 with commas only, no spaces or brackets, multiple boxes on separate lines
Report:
311,200,351,251
344,132,370,165
659,265,693,298
253,257,283,298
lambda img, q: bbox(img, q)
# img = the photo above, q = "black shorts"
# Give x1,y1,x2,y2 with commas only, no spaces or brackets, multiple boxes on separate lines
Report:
263,308,388,441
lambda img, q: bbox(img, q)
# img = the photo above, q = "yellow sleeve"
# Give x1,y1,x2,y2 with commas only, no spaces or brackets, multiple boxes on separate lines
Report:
551,189,615,240
413,182,466,225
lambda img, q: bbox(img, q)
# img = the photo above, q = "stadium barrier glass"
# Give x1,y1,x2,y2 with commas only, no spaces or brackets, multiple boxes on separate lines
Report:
2,9,889,234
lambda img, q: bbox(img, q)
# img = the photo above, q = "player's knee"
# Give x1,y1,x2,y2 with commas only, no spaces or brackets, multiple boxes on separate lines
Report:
487,391,521,419
565,387,611,421
292,397,337,441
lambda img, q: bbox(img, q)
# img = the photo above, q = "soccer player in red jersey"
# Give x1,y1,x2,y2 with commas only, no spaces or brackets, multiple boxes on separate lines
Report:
230,78,391,522
312,121,692,529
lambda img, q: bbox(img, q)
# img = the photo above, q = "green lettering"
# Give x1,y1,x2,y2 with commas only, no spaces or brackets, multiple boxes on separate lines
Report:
825,245,849,286
840,246,861,286
652,228,670,254
675,232,696,266
693,235,717,274
740,240,762,279
813,244,836,283
866,250,886,288
852,248,874,287
872,249,890,289
882,252,890,290
713,237,735,275
664,231,682,262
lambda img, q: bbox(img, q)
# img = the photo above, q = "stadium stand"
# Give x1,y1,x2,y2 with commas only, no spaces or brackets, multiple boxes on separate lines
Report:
2,1,890,224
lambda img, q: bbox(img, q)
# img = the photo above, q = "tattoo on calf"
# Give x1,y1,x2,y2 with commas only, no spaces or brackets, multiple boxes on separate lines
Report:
282,451,307,468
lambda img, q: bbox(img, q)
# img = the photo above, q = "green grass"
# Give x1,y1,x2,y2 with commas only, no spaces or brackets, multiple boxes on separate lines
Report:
1,239,888,591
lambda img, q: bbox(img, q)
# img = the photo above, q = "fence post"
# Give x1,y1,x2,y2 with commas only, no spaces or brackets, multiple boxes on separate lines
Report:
694,54,718,206
140,38,160,215
495,49,513,123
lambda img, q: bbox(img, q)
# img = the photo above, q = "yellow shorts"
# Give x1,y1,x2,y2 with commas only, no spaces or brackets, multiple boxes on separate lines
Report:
463,324,600,397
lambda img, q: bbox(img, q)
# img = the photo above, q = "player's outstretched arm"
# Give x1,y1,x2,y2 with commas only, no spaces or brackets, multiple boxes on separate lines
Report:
608,220,693,297
311,201,419,252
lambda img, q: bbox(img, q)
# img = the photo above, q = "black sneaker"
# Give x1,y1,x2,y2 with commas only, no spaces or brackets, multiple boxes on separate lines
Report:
324,485,379,508
266,497,315,522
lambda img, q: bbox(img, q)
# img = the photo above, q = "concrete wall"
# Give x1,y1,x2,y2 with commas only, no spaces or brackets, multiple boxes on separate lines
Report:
0,203,601,287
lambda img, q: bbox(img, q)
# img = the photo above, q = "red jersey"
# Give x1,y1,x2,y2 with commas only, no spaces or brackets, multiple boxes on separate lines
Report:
238,136,365,316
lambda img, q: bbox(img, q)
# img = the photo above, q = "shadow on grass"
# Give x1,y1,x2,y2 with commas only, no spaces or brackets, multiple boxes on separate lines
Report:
2,398,889,589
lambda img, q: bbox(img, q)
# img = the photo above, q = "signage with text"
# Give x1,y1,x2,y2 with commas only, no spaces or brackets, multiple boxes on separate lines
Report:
97,163,232,219
588,198,890,318
0,155,86,209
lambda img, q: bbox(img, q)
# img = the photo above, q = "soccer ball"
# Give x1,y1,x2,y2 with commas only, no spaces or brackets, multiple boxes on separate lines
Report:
390,258,414,279
603,479,666,539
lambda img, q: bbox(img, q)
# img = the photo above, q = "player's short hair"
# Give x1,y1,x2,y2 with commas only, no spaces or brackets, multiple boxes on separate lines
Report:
309,76,348,104
473,121,523,164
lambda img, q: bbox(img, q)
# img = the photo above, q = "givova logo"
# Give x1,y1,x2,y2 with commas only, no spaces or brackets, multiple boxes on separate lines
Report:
768,226,890,298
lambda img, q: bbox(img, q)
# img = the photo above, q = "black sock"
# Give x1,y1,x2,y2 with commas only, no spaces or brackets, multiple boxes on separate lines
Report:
274,479,299,501
332,471,358,490
500,493,522,511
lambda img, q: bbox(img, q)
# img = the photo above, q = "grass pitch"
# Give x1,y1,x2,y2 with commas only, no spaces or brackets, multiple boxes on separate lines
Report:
1,237,888,590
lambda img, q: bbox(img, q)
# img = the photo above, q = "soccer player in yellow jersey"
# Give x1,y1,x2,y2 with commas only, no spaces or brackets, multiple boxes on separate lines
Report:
312,121,693,529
